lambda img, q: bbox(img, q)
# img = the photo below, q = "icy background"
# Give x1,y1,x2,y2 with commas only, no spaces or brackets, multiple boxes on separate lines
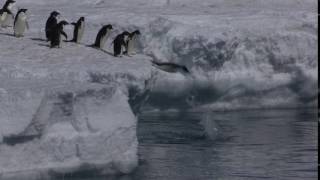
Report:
0,0,317,179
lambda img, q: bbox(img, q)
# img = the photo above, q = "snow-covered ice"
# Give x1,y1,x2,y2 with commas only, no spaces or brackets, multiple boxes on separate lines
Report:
0,0,317,178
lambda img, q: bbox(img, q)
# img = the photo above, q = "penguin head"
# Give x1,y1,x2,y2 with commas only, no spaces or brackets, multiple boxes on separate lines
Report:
5,0,15,9
133,30,141,35
122,31,130,36
6,0,15,5
19,9,28,13
181,66,190,74
122,31,130,41
6,0,15,3
50,11,60,17
79,16,85,21
129,30,141,38
104,24,113,30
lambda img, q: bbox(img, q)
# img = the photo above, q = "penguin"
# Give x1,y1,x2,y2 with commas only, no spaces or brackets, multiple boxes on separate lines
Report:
50,20,68,48
125,30,141,56
0,0,15,28
69,16,85,43
151,61,190,74
113,31,130,57
90,24,113,49
13,8,28,37
45,11,60,41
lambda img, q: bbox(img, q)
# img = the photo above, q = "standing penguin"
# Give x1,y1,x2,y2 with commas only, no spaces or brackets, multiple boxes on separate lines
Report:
90,24,113,49
0,0,15,28
113,31,130,57
50,20,68,48
69,16,85,43
13,9,28,37
125,30,141,56
45,11,60,41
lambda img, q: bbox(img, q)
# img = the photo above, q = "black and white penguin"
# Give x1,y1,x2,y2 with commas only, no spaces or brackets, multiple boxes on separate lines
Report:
90,24,113,49
69,16,85,43
45,11,60,41
0,0,15,28
50,20,68,48
125,30,141,56
151,61,190,74
13,8,28,37
113,31,130,57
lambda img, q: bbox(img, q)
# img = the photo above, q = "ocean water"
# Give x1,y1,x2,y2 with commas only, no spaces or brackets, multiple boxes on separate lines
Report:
62,108,318,180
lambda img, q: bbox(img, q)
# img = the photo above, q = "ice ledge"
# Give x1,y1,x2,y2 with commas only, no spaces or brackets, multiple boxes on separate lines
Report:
0,83,139,178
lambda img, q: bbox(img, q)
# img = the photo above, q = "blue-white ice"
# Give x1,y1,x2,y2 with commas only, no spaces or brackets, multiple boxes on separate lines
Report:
0,0,317,179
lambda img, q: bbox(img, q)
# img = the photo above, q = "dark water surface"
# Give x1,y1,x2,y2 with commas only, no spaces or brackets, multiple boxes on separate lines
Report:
67,108,318,180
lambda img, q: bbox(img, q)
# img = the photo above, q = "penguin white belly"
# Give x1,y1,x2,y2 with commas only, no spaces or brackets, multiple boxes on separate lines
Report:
77,23,84,43
122,35,129,55
14,14,26,36
3,13,13,27
121,44,126,55
99,31,110,48
127,38,134,55
0,12,8,25
59,33,62,48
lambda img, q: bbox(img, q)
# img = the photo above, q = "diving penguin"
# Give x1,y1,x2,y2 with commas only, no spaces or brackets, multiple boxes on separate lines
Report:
151,61,190,74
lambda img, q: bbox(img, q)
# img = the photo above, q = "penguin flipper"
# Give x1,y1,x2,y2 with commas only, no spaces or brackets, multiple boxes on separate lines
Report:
61,30,68,40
